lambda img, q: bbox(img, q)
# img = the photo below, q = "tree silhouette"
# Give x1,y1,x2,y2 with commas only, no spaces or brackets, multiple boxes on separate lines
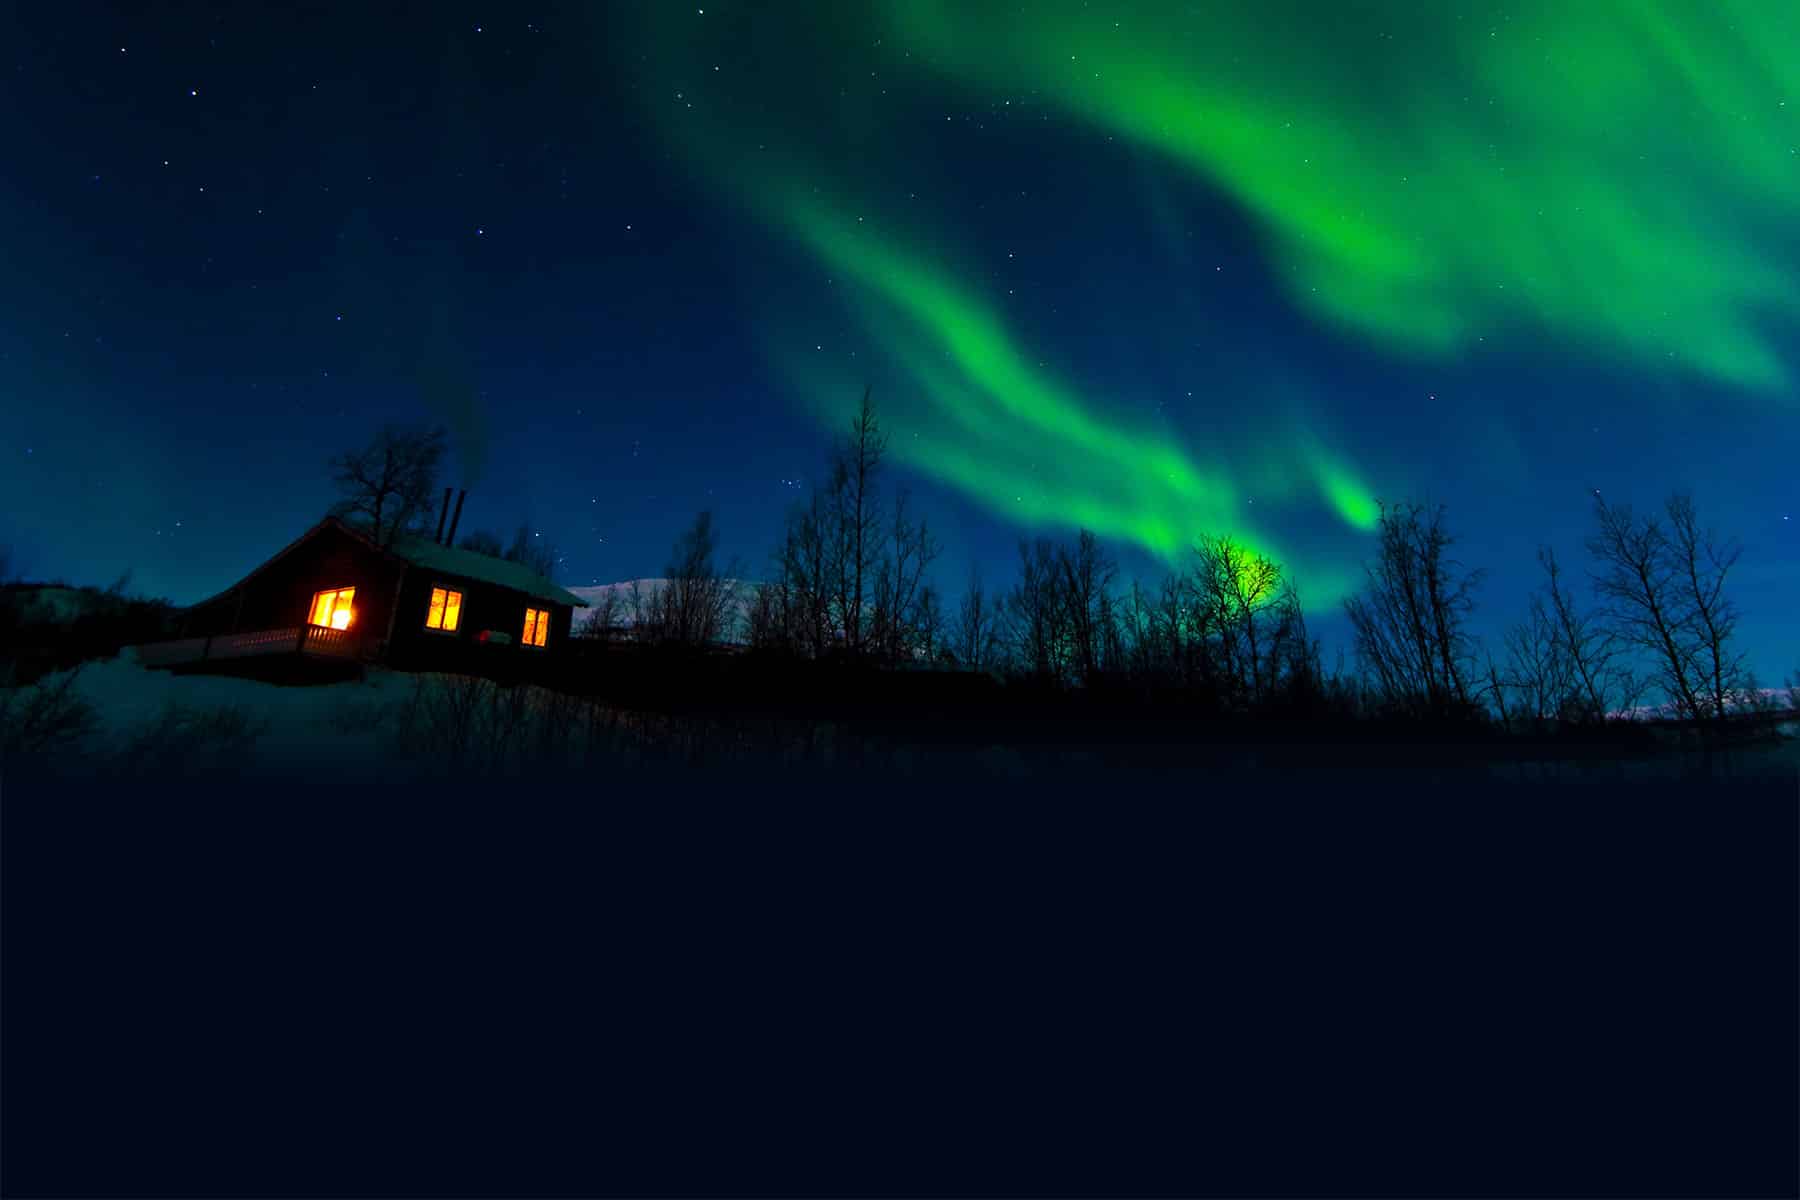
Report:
829,388,888,657
1587,493,1717,721
1343,501,1484,719
655,511,742,648
953,566,1003,673
328,424,448,547
1664,493,1746,720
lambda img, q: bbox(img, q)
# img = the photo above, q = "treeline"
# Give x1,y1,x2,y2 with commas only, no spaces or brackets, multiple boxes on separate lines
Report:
602,395,1794,733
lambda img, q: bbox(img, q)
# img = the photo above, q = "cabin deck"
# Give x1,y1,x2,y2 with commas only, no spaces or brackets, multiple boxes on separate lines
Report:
133,625,365,678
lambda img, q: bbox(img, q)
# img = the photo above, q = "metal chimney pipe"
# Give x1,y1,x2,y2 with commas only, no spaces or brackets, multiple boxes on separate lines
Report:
445,489,467,548
434,487,453,544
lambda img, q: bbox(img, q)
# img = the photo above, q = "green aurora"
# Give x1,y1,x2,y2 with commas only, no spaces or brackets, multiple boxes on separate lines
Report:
625,0,1796,600
885,0,1800,389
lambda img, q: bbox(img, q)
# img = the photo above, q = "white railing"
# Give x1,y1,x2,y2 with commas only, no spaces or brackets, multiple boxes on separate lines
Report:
300,624,360,658
131,625,364,668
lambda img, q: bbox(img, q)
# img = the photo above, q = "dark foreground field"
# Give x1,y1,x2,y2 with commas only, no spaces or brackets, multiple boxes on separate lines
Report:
4,749,1796,1198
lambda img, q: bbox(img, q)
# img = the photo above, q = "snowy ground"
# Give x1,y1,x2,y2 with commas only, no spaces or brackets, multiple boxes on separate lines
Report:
13,649,415,772
7,647,1796,790
3,648,813,781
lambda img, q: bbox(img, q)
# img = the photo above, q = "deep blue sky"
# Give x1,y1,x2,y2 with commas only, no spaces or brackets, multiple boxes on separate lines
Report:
4,1,1795,680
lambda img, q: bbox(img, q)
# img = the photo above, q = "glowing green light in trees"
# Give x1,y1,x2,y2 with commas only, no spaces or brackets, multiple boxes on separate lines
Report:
882,0,1800,389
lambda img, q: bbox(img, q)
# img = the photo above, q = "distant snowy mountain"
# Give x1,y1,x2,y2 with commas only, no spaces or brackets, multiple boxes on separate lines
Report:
1608,688,1800,721
567,578,762,636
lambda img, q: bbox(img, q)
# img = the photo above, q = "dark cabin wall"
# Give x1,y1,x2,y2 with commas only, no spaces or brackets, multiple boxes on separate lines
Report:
385,567,575,671
179,525,403,643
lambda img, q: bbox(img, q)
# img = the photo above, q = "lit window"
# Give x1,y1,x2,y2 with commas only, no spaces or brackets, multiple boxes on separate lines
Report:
309,587,355,630
426,587,463,631
523,607,549,647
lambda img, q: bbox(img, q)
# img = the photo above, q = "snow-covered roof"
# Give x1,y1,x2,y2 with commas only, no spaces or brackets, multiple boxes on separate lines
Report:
176,517,585,612
388,534,587,608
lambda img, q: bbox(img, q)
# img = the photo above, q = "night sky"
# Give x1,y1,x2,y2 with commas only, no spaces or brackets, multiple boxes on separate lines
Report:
5,1,1795,676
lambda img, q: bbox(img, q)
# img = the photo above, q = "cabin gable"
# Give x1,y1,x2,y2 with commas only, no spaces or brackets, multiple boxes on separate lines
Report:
179,522,404,642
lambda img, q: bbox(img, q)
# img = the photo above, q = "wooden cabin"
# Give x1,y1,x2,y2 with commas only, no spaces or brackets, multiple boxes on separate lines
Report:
137,512,585,681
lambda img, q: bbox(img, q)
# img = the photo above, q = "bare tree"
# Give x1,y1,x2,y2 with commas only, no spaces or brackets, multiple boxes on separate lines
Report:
458,529,505,558
1057,529,1118,687
455,523,558,580
869,489,941,664
329,424,448,547
504,522,559,581
829,388,887,656
627,579,660,643
1343,501,1484,719
1193,534,1285,706
1664,494,1747,720
658,512,742,648
1151,572,1210,694
1587,494,1708,721
953,566,1003,672
1099,590,1125,679
1262,580,1321,708
578,587,627,642
769,488,836,657
1483,649,1513,729
745,578,787,653
0,664,99,757
1501,593,1572,723
1005,537,1067,684
1119,579,1156,682
913,584,945,665
1533,546,1634,723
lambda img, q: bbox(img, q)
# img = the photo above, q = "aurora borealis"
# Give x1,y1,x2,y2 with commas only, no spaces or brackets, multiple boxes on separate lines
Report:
3,0,1795,673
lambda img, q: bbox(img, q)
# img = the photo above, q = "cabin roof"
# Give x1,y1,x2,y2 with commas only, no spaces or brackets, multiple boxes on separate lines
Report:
387,533,586,608
180,516,585,612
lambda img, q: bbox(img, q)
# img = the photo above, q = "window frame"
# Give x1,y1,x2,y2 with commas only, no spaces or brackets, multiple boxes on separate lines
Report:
308,586,356,630
424,584,464,634
522,606,550,648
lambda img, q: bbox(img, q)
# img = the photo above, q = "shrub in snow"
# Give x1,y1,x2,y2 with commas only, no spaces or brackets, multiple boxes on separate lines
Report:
0,664,100,758
107,700,271,776
388,672,644,775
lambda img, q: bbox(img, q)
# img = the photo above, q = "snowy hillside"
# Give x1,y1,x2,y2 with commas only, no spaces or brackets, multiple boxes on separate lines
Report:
2,583,155,626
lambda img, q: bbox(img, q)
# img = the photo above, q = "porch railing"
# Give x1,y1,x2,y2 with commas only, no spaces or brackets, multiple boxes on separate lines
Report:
298,624,360,658
132,625,364,669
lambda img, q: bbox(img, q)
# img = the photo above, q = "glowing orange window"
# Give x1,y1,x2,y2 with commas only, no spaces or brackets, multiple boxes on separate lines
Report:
308,587,356,630
426,587,463,631
522,607,549,647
